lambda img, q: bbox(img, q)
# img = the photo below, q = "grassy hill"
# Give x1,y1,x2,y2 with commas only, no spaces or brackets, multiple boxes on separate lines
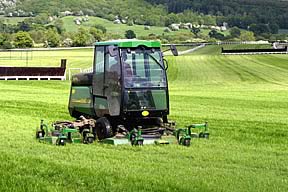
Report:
61,16,167,36
0,46,287,191
60,16,222,38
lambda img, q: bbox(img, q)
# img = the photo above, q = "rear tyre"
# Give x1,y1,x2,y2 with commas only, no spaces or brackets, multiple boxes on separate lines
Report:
95,117,114,140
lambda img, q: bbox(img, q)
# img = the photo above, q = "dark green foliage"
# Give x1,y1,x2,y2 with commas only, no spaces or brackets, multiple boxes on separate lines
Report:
249,24,270,36
125,30,136,39
191,26,200,37
0,33,13,49
269,24,279,34
45,29,61,47
146,0,288,28
89,28,103,41
17,20,31,32
229,27,241,38
208,29,224,40
94,24,107,34
29,30,46,44
53,19,65,34
13,31,33,48
71,28,94,47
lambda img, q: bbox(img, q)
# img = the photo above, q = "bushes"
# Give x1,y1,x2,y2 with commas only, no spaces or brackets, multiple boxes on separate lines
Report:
14,31,33,48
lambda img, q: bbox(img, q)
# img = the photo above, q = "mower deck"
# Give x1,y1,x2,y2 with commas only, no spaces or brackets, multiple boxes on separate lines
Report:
101,135,177,145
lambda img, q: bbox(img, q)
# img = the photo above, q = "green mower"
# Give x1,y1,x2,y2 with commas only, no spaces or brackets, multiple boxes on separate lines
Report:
36,40,209,146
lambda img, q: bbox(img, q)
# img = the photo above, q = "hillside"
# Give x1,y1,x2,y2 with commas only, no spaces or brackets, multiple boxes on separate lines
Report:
4,0,288,29
146,0,288,28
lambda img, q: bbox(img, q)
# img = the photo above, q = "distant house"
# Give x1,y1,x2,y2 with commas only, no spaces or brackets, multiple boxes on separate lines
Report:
211,26,221,31
63,11,73,16
144,26,150,30
113,19,121,24
170,24,180,31
221,26,227,31
184,23,193,29
74,18,82,25
75,20,81,25
48,16,54,22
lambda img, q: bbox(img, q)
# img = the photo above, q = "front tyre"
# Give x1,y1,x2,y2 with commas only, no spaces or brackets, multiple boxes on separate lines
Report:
95,117,114,140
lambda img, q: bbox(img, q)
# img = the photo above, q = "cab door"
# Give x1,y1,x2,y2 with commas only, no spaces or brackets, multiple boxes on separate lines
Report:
104,46,122,116
92,46,109,117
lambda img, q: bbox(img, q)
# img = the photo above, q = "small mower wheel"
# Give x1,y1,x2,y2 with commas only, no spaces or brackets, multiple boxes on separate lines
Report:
183,139,191,147
199,132,204,138
57,138,66,146
36,131,44,138
203,133,209,139
87,137,94,144
136,140,144,146
95,117,113,140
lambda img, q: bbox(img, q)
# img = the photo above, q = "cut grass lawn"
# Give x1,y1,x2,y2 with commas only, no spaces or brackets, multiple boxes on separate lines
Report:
0,45,287,191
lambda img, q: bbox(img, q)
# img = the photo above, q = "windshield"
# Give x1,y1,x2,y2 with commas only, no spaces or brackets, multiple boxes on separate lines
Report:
120,48,167,88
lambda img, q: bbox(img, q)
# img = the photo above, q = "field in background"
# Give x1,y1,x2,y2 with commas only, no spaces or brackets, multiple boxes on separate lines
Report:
0,44,274,68
0,48,93,69
0,45,287,191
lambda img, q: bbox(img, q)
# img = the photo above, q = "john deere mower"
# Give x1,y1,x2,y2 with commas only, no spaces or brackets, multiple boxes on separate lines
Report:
36,40,209,146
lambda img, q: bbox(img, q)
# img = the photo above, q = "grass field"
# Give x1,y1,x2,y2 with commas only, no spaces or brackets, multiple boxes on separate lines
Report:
0,45,287,191
0,16,28,25
60,16,226,38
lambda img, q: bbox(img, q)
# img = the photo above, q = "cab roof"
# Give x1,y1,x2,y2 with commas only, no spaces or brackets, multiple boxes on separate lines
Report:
95,39,161,48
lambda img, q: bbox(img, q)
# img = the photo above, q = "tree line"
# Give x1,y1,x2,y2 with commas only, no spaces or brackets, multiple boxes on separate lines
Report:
145,0,288,29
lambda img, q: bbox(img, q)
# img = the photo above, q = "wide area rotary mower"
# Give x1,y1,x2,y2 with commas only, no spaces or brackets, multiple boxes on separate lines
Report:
36,40,209,146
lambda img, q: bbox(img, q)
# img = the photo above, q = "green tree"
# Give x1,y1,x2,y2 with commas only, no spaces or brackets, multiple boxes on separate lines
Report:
72,28,94,47
125,30,136,39
29,30,45,44
240,31,255,41
89,28,104,42
249,24,270,36
95,24,107,34
45,29,61,47
53,19,65,34
0,33,12,49
191,26,201,37
165,13,180,26
208,30,225,40
14,31,33,48
269,23,279,34
33,13,49,25
230,27,241,38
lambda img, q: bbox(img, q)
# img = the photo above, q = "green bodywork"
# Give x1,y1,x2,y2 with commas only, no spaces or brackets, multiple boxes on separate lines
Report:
70,86,95,115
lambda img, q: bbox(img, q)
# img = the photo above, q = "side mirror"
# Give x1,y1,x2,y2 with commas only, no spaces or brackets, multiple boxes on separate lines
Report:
170,44,178,56
108,45,118,57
